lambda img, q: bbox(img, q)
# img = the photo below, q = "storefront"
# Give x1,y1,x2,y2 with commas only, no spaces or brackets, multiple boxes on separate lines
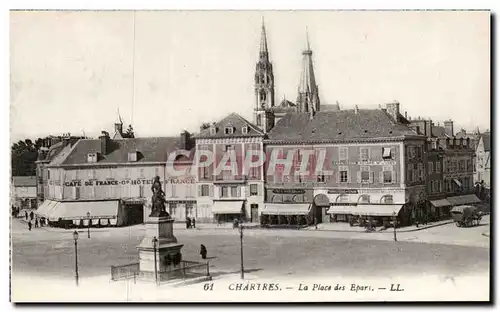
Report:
35,132,196,228
261,188,314,227
318,188,414,226
36,199,121,228
212,200,245,223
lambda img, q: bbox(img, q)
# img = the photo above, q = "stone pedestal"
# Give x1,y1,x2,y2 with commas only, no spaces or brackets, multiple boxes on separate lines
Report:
137,216,184,275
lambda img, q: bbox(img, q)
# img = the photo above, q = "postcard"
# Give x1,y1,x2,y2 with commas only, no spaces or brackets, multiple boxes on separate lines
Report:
10,10,491,302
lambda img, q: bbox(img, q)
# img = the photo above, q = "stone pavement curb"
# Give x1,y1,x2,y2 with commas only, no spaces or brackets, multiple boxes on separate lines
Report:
13,218,454,234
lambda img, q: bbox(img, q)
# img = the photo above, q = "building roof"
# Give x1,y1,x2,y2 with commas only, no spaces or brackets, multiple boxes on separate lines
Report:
267,109,418,142
194,113,265,138
12,176,37,187
320,104,341,112
431,125,449,138
55,137,193,166
271,106,297,114
480,133,491,152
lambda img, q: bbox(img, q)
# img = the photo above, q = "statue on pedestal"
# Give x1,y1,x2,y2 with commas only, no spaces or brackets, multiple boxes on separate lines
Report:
149,176,170,218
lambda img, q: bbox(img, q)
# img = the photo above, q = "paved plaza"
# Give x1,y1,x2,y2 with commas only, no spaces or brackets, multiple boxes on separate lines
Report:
11,216,490,279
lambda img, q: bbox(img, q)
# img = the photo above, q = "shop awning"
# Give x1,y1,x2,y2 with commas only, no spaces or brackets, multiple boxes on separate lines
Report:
430,199,452,207
353,204,404,217
212,201,244,214
36,200,60,218
446,194,481,206
47,200,119,221
261,204,311,216
326,205,357,214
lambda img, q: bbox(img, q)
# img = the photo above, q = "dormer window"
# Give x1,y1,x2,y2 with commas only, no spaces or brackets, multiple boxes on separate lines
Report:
432,140,438,150
210,125,217,135
87,152,98,163
128,151,138,162
224,126,234,135
242,126,248,134
382,147,392,159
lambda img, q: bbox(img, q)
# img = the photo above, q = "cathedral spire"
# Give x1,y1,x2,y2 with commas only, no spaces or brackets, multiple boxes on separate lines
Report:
297,28,320,114
254,18,275,133
260,17,269,58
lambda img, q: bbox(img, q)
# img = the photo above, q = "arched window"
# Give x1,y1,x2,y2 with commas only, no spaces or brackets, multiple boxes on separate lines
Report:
336,194,349,203
260,90,267,101
381,195,393,204
292,195,305,203
271,194,283,203
358,195,370,204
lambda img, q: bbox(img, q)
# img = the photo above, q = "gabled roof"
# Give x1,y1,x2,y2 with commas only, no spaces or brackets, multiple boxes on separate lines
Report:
55,137,193,166
485,153,491,169
194,113,265,138
12,176,37,187
480,133,491,152
267,109,418,142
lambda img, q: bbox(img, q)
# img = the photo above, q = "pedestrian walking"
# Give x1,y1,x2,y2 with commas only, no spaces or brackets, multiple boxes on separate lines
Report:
28,221,32,231
30,211,34,220
35,218,39,228
191,218,196,229
200,244,207,260
186,217,191,229
25,211,28,220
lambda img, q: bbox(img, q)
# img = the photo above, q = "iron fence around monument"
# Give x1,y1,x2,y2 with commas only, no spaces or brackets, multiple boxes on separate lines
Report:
110,262,140,281
110,260,210,284
158,260,210,284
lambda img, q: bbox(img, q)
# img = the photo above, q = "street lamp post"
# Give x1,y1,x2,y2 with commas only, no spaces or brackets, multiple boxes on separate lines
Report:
86,212,91,239
152,236,158,286
392,212,397,242
73,230,79,287
239,224,244,280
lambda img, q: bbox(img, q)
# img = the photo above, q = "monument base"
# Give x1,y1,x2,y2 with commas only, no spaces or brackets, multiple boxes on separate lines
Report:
137,216,184,274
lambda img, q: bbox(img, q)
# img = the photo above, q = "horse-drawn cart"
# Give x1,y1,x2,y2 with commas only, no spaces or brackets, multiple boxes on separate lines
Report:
451,205,482,227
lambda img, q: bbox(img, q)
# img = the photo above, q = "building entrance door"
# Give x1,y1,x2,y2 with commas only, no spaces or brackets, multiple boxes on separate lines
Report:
126,204,144,225
250,204,259,223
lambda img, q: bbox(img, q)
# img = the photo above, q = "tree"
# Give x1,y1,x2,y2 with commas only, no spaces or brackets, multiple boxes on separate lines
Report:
123,124,135,138
11,138,41,176
200,122,212,130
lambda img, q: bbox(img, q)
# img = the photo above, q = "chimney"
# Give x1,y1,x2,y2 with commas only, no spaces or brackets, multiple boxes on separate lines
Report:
444,120,454,137
405,111,407,119
63,137,71,147
425,120,433,138
385,101,400,121
99,131,110,155
180,130,191,150
354,105,359,115
114,122,123,137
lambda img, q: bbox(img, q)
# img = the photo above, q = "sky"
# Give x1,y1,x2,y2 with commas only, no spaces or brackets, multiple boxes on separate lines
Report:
10,10,490,142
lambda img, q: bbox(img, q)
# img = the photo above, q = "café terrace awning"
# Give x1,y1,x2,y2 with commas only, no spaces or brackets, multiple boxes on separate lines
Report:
42,200,119,222
353,204,404,217
36,200,60,218
212,201,244,214
261,204,311,216
446,194,481,206
430,199,452,207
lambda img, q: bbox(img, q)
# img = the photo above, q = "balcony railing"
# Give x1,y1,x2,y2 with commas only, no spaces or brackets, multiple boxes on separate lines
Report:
214,175,247,183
